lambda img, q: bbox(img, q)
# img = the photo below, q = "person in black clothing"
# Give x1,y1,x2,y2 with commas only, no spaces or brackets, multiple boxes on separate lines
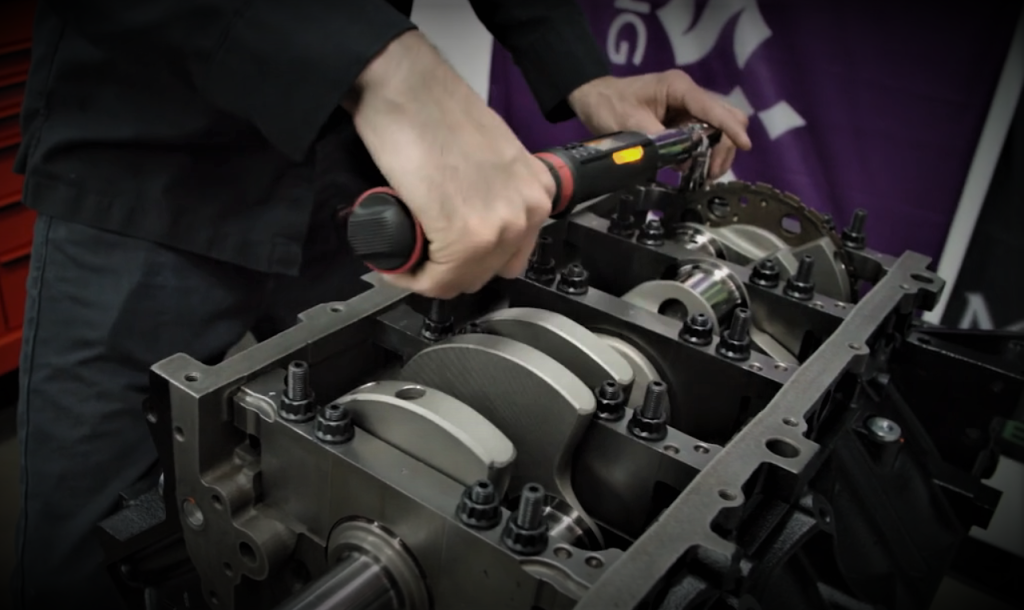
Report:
10,0,750,607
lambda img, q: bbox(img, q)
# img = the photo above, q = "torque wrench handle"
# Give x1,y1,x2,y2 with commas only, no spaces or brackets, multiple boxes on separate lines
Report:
345,124,720,274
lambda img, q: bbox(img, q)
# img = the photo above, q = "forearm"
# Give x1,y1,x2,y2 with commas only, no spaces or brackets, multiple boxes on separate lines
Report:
49,0,417,162
468,0,609,122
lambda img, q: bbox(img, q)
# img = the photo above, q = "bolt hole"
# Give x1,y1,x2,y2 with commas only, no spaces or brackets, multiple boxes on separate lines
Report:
708,197,730,219
394,385,426,400
173,426,185,442
766,438,801,459
209,591,219,606
329,305,344,313
554,546,573,560
910,273,934,285
774,363,790,372
748,362,763,372
223,562,234,577
184,373,199,383
834,302,849,310
585,555,605,569
239,541,258,566
143,399,158,424
813,301,825,310
694,444,710,454
782,417,800,427
663,444,680,455
182,500,204,529
781,214,803,235
211,495,224,510
719,489,738,502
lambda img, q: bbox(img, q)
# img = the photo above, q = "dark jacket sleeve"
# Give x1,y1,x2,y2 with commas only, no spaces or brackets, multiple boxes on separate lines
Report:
469,0,610,123
46,0,417,162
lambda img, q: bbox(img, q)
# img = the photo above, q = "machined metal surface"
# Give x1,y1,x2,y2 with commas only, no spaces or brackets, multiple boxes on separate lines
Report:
115,173,1015,610
400,332,604,549
474,307,634,390
330,380,516,496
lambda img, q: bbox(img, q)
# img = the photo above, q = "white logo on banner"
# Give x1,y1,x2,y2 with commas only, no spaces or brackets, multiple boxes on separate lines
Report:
957,292,1024,331
607,0,807,180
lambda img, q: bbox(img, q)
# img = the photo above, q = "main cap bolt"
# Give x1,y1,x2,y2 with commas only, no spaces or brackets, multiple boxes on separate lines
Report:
501,483,549,555
784,255,816,301
456,480,502,529
608,195,638,238
750,259,780,288
315,403,354,444
716,308,752,362
637,217,666,247
842,209,868,249
285,361,309,402
556,263,589,295
421,298,454,342
280,361,315,422
594,380,627,422
526,236,557,284
628,381,669,441
680,312,714,346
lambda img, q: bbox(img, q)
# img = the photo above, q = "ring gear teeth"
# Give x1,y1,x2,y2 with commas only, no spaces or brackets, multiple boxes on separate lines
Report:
681,181,851,275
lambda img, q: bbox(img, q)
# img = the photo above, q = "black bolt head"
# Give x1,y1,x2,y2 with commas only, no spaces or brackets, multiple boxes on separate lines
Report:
594,380,627,422
716,308,752,362
315,403,354,444
456,480,502,530
680,312,714,346
637,218,666,247
556,263,589,295
750,259,780,288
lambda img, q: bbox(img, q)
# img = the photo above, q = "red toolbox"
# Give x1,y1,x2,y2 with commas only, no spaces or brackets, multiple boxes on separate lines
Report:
0,0,35,375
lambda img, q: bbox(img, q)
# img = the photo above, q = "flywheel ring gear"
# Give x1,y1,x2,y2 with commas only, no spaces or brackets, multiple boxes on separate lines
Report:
680,180,851,271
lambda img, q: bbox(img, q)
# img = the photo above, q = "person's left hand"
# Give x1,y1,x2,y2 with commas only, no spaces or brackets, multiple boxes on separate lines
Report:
568,70,751,180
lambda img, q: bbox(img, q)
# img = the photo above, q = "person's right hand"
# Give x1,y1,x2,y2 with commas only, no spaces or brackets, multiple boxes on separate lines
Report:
346,31,555,299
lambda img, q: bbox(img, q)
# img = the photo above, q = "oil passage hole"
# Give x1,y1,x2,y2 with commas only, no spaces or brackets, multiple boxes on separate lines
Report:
782,417,800,427
394,386,426,400
184,373,199,383
694,444,710,454
719,489,738,502
910,272,935,284
554,546,573,559
766,438,801,459
223,562,234,577
663,444,680,455
585,555,605,569
526,483,543,494
173,426,185,442
211,495,224,510
329,305,344,313
209,591,219,606
239,542,258,566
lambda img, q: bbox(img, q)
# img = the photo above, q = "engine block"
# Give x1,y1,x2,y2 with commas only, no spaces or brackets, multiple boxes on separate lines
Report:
98,182,1022,610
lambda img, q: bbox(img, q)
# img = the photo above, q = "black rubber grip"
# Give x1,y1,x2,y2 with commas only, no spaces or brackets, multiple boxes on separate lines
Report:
345,187,426,274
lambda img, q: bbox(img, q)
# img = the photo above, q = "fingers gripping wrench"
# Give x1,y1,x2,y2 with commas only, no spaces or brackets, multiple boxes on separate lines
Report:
344,124,721,274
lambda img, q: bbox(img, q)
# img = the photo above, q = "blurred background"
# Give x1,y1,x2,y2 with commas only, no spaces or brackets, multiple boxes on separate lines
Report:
1,0,1021,608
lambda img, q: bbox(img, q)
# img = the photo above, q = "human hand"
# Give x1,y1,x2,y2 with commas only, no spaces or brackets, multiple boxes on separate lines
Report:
567,71,751,180
347,31,554,298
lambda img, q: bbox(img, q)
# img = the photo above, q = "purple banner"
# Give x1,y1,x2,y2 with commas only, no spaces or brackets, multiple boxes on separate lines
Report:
489,0,1019,259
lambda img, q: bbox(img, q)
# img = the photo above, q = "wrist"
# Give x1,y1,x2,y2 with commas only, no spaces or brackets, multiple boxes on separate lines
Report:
345,30,451,115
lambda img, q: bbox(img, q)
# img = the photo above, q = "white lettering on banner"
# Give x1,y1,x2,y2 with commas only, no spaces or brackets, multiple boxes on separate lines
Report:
608,12,648,66
614,0,652,15
655,0,771,69
956,292,1024,330
606,0,808,168
959,292,996,329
